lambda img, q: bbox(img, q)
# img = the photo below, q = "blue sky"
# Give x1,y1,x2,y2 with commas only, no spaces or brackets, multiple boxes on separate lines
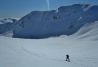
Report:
0,0,98,18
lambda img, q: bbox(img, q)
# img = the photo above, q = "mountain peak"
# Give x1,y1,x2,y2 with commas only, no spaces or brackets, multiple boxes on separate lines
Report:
4,4,98,39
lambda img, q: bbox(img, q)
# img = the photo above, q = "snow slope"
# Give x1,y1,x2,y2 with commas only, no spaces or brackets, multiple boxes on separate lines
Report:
72,21,98,40
0,35,98,67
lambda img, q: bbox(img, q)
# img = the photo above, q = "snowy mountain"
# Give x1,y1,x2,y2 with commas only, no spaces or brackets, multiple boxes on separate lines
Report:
0,20,98,66
0,18,17,24
0,4,98,67
72,21,98,40
13,4,98,39
0,18,17,35
0,20,98,67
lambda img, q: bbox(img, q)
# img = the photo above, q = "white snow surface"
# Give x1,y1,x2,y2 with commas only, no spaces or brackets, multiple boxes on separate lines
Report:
0,34,98,67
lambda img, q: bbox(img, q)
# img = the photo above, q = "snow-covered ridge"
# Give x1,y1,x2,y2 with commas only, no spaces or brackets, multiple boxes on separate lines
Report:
13,4,98,39
82,4,94,11
0,4,98,39
0,18,17,24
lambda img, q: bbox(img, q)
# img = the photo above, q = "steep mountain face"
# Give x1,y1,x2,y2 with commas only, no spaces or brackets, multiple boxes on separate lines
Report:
13,4,98,39
0,18,17,34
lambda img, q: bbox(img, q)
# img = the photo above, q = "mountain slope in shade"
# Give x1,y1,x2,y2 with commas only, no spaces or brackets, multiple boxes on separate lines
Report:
0,18,17,35
13,4,98,39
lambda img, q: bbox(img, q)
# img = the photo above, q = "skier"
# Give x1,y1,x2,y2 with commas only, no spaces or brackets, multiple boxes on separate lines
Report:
66,54,70,62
